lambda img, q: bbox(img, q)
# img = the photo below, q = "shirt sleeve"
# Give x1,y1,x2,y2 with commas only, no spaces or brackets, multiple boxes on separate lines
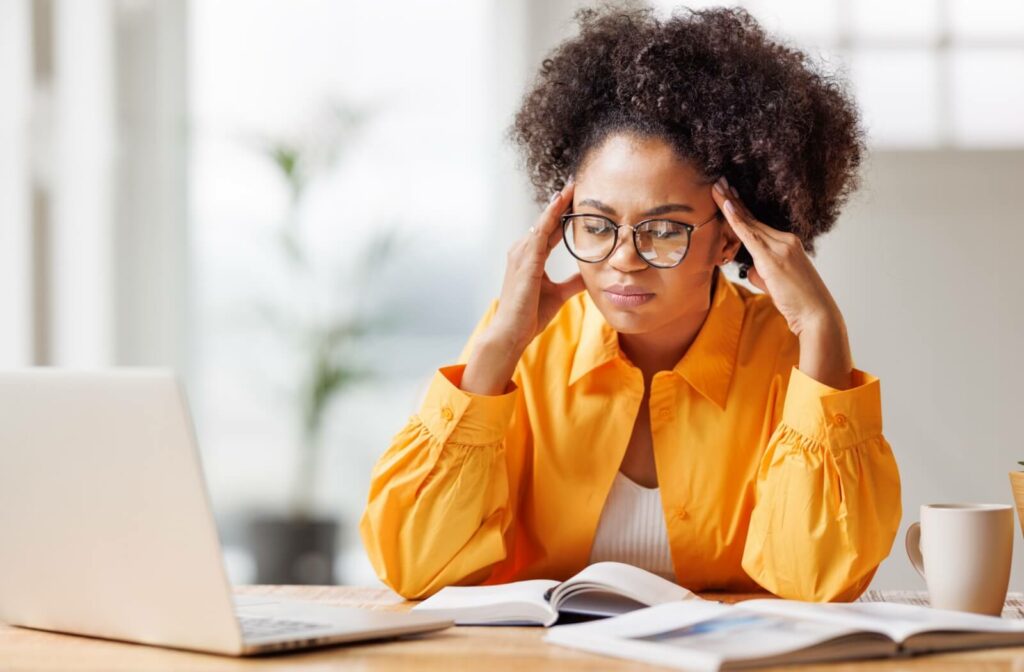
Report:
740,366,902,602
358,302,522,599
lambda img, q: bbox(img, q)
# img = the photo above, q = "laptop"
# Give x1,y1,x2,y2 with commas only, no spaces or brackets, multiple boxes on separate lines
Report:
0,369,452,656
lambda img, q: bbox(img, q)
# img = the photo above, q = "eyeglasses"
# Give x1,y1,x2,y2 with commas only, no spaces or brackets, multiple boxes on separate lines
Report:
560,211,720,269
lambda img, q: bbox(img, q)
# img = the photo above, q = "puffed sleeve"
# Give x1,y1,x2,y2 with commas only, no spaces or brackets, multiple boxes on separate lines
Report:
359,302,522,599
741,366,902,602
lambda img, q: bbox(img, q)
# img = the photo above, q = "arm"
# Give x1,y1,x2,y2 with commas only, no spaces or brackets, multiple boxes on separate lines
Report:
360,181,581,599
740,364,901,601
711,178,902,601
358,359,521,600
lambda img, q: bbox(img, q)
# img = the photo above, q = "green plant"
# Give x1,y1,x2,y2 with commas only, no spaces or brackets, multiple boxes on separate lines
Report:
254,101,395,518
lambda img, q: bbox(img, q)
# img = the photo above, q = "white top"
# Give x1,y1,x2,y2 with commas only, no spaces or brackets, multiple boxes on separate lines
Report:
587,470,676,581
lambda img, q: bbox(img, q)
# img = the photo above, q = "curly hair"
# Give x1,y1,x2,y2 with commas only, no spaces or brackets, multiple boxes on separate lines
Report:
509,3,865,267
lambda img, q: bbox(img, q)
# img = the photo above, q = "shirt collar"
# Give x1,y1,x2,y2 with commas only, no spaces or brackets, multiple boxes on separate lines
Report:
569,268,747,410
569,291,621,386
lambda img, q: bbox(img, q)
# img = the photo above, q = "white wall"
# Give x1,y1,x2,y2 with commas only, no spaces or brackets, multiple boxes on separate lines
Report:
815,150,1024,590
50,0,117,365
0,0,33,365
112,0,189,369
0,0,187,369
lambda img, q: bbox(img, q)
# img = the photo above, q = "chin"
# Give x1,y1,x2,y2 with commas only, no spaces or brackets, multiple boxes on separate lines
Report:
595,300,661,335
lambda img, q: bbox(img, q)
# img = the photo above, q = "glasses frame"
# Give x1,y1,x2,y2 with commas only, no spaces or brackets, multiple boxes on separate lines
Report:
560,210,720,269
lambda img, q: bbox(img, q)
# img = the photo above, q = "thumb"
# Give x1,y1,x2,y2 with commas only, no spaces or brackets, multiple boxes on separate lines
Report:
553,273,585,301
746,265,769,294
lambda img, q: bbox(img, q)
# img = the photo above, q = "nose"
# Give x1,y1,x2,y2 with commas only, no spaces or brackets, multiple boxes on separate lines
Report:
607,228,648,273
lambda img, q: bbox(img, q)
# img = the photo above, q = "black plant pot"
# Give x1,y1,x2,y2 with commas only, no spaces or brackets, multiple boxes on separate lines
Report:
246,515,339,585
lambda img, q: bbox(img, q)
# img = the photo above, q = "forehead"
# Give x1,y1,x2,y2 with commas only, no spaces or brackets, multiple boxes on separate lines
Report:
576,133,709,201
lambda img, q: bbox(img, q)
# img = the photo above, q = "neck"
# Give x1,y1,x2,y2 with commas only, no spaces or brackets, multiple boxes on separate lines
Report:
618,270,718,379
618,315,707,379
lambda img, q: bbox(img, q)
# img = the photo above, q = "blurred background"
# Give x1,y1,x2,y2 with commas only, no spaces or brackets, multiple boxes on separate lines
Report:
1,0,1022,592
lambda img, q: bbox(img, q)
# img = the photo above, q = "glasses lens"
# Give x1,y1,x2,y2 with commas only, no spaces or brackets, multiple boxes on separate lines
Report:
565,216,615,262
635,220,690,267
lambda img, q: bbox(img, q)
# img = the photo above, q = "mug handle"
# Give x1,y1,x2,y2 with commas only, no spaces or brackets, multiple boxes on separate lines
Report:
905,522,926,579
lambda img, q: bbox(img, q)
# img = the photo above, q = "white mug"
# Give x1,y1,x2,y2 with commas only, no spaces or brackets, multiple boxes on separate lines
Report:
905,503,1013,616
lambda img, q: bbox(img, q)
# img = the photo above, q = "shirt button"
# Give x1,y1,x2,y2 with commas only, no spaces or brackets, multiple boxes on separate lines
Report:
832,413,848,427
659,408,672,419
441,407,454,422
674,507,688,521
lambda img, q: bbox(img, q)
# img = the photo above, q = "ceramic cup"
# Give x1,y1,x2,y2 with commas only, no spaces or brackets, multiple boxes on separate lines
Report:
905,503,1013,616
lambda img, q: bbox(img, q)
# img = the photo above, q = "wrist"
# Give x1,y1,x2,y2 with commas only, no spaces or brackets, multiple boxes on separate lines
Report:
796,313,853,390
461,330,523,396
795,305,846,342
476,326,528,364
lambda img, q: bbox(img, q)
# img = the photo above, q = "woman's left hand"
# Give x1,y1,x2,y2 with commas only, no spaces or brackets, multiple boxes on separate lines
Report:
711,176,841,338
711,176,853,390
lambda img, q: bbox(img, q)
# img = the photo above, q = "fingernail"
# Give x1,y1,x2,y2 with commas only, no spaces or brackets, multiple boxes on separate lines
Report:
567,175,575,185
724,200,737,217
714,178,727,196
549,191,560,203
730,186,738,198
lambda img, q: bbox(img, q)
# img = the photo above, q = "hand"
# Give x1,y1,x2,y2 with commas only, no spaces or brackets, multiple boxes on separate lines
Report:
711,177,853,390
711,177,840,338
461,180,584,395
485,179,583,353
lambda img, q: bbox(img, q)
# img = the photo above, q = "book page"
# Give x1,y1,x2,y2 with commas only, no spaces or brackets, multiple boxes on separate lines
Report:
545,601,892,671
633,612,889,663
551,562,696,613
548,600,733,639
557,591,649,617
741,599,1024,642
411,579,559,625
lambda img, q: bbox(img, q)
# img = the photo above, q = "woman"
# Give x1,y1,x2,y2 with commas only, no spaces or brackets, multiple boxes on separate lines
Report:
360,5,901,602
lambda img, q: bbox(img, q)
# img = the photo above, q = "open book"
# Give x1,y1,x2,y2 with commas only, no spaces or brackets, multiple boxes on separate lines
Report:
411,562,699,626
545,598,1024,671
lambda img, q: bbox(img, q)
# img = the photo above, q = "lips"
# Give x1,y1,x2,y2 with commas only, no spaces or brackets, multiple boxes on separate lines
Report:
604,284,651,296
603,284,655,308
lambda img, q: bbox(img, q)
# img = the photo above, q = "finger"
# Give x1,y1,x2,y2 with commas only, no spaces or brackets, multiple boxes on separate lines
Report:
716,185,805,254
508,235,530,262
721,199,769,256
724,201,799,254
552,272,585,301
547,224,564,252
535,180,575,242
710,179,785,242
745,265,769,293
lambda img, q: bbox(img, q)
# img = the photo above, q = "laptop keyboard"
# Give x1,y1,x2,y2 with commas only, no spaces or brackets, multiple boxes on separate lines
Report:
238,616,329,640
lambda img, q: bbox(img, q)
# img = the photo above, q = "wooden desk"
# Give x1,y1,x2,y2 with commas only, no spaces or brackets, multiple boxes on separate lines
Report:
1,586,1023,671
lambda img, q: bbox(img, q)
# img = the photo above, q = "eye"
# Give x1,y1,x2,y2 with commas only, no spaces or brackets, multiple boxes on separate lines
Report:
648,222,683,239
582,220,614,236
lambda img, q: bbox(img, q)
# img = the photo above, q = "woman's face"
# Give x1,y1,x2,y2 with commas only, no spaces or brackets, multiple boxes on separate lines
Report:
571,132,740,336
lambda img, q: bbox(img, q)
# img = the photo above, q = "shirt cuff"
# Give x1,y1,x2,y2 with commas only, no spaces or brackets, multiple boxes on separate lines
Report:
780,366,883,451
419,365,519,446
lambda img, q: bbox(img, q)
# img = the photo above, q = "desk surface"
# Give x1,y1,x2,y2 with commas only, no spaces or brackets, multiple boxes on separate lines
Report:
1,585,1023,671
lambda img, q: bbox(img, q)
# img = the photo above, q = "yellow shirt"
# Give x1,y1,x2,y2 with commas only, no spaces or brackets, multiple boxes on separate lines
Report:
360,271,901,601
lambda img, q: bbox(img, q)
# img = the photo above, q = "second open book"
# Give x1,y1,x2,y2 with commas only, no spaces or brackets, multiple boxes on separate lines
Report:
544,598,1024,670
412,561,697,626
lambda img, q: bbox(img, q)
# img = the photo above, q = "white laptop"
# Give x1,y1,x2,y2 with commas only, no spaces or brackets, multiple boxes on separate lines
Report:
0,369,452,656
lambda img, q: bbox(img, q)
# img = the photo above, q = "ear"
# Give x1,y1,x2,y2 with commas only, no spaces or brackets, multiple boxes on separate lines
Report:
715,214,742,264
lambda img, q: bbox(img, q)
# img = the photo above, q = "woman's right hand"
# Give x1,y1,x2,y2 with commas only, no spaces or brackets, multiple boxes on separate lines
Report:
461,180,583,395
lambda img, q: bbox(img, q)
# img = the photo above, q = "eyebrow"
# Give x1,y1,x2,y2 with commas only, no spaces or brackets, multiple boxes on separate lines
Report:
576,198,695,218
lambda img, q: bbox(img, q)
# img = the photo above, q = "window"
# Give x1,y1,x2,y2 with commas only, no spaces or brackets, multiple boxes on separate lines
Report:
189,0,495,582
655,0,1024,147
